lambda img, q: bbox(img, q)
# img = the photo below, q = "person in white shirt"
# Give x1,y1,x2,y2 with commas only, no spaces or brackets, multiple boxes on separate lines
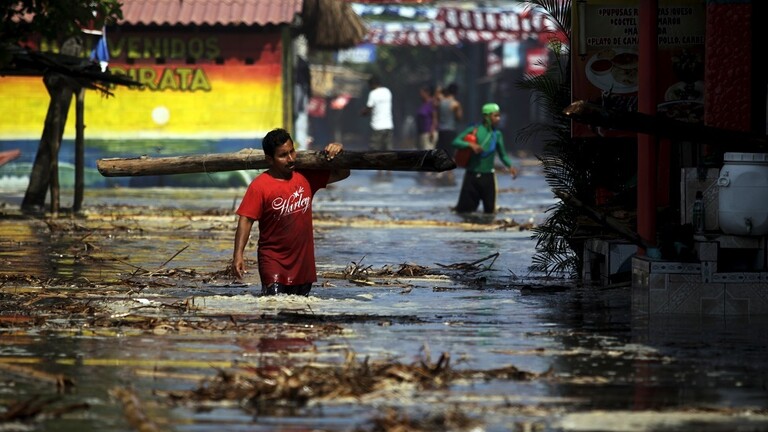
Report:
361,76,394,179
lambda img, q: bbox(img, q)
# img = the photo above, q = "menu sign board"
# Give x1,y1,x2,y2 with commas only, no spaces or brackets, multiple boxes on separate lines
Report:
571,0,705,137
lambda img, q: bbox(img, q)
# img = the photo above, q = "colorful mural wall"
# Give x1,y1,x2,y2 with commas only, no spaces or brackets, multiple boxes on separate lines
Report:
0,30,284,143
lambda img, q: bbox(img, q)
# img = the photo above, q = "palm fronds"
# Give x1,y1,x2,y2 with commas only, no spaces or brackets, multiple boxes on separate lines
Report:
518,0,589,277
524,0,571,40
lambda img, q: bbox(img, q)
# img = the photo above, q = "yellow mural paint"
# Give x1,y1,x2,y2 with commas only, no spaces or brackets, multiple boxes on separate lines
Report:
0,31,285,141
55,358,237,369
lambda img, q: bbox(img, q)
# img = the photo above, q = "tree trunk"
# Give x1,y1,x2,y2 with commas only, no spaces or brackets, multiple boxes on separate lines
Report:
21,73,74,214
97,149,457,177
21,37,82,215
74,89,85,213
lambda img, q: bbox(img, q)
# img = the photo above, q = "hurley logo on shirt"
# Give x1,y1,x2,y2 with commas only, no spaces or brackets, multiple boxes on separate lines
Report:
271,185,311,217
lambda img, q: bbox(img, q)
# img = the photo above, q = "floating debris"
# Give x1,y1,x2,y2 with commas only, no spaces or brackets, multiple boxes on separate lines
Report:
0,362,75,390
164,350,544,416
362,406,481,432
0,395,89,422
110,387,163,432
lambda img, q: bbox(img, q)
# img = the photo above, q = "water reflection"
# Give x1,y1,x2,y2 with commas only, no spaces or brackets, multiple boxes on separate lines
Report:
0,169,767,431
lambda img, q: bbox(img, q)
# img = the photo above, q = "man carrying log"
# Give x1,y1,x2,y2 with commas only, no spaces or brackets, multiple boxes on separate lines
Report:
232,128,350,296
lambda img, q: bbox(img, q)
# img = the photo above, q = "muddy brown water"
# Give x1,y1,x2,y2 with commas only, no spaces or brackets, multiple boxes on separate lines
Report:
1,169,767,432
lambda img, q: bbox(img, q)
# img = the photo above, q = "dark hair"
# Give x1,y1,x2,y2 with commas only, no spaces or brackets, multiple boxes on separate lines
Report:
420,84,435,97
444,82,458,96
262,128,292,157
368,75,381,87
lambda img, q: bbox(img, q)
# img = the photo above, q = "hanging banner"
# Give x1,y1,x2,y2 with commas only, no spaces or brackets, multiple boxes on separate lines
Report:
336,43,377,64
366,26,553,46
360,5,567,46
437,7,553,33
571,0,706,138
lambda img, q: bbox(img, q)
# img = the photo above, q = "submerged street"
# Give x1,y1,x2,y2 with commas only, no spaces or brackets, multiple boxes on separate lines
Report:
1,168,768,432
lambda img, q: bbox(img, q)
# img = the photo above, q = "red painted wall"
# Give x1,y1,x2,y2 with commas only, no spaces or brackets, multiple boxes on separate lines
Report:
704,2,752,131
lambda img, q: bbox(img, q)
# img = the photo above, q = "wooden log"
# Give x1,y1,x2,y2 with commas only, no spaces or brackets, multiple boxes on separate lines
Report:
110,387,162,432
0,362,75,389
97,148,456,177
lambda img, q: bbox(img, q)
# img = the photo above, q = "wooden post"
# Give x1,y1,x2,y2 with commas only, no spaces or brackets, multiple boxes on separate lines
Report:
22,73,74,214
282,26,294,136
21,37,81,215
74,88,85,213
48,87,63,216
638,0,659,253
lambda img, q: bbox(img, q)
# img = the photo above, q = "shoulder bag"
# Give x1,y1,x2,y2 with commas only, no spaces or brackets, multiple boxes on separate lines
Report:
454,127,495,168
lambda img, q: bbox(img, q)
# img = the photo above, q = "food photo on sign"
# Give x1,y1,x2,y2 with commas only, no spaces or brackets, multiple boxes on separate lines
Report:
585,48,639,94
658,49,704,123
578,46,640,137
571,1,706,137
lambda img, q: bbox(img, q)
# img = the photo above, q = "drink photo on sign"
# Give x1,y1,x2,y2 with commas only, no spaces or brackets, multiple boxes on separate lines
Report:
585,48,639,94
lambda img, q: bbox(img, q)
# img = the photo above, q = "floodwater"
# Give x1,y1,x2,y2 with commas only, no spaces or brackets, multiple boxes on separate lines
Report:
1,167,768,432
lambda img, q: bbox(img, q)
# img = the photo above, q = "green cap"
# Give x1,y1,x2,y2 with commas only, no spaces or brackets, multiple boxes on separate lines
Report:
482,103,500,115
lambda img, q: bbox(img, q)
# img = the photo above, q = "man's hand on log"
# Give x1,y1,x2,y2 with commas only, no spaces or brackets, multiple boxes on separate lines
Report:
323,143,344,160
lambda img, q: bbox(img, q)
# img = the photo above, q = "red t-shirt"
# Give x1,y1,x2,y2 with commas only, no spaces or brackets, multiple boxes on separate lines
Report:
236,169,330,286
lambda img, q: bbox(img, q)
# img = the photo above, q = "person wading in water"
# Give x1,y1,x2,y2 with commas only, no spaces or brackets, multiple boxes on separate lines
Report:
452,103,518,214
232,128,350,296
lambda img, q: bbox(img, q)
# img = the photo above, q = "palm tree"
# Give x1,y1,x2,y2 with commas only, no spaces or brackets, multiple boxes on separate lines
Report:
517,0,591,277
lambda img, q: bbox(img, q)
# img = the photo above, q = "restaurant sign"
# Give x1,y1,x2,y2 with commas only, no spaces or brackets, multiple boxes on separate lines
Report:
571,0,705,137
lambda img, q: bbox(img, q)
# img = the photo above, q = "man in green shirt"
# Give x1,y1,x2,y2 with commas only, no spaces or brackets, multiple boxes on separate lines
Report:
452,103,518,213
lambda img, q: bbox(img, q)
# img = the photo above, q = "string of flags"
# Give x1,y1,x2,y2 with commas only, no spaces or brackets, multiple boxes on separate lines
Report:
352,4,567,46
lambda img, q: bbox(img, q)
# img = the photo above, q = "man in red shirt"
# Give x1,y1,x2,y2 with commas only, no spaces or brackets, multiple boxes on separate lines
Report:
232,128,350,295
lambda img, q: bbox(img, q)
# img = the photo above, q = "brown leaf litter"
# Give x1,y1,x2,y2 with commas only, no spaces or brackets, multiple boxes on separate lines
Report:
164,350,546,412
